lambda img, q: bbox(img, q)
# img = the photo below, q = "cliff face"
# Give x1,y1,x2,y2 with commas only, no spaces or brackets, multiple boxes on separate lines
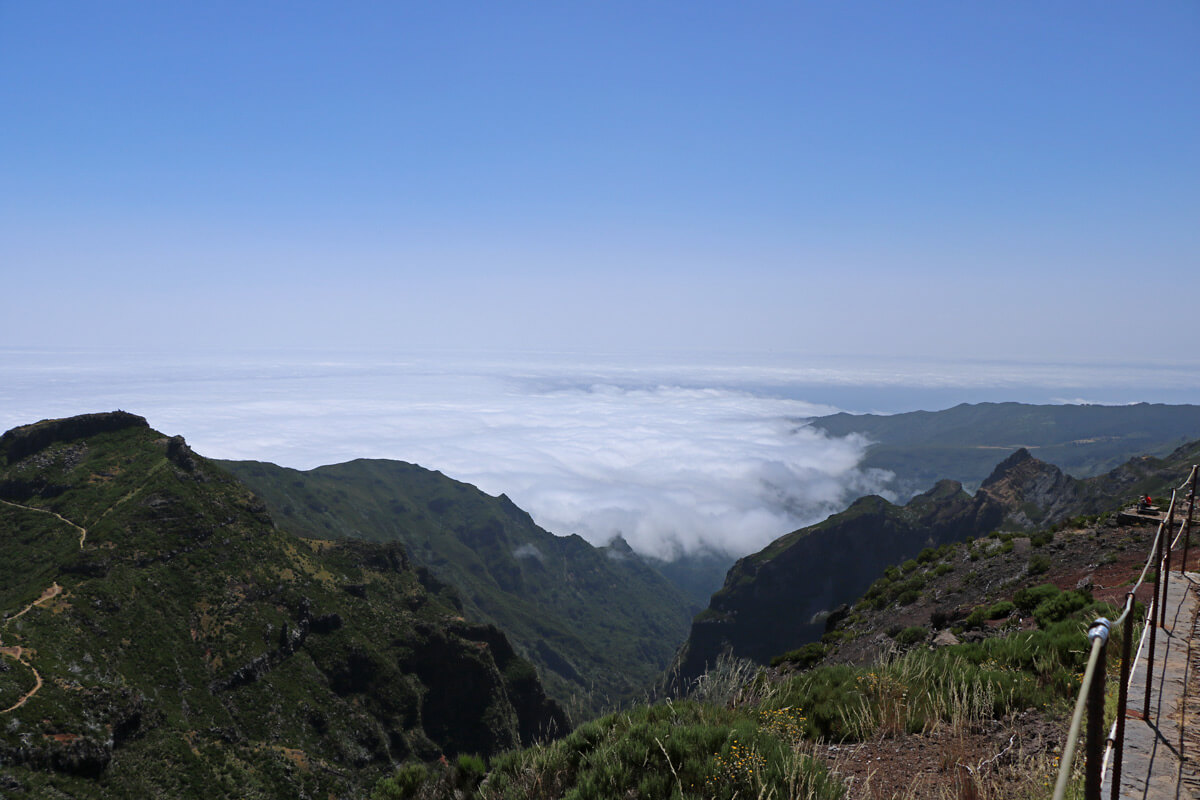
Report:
672,445,1161,684
673,481,986,682
0,413,563,798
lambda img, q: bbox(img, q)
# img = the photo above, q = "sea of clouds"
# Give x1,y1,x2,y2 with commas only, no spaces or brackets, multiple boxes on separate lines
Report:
3,348,1197,560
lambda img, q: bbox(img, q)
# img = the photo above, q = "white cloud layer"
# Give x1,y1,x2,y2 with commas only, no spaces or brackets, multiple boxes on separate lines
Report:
2,348,1195,559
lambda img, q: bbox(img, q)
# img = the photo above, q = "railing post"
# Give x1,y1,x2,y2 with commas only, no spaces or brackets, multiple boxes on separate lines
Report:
1145,523,1163,719
1085,619,1110,800
1182,467,1197,574
1110,594,1134,800
1161,492,1176,628
1108,594,1128,800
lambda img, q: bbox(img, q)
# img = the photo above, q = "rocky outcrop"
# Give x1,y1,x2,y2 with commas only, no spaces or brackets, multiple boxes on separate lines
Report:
974,448,1081,529
0,411,147,464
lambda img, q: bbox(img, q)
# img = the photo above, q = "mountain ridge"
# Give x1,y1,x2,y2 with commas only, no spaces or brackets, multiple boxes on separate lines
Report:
220,456,696,719
807,401,1200,498
0,412,563,798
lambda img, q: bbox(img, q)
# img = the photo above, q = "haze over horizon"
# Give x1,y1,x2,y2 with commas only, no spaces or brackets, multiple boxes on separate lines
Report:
2,3,1196,558
4,348,1198,560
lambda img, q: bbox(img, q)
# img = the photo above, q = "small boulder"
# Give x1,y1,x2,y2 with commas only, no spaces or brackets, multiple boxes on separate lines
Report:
932,629,960,648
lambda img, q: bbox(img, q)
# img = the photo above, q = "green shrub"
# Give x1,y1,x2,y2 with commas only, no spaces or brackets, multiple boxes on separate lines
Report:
1028,554,1051,575
1033,589,1092,628
456,754,486,788
766,664,862,741
864,575,892,601
771,642,828,670
933,563,953,576
864,571,926,610
901,559,920,574
1013,583,1060,613
482,700,846,800
893,626,927,646
986,601,1015,620
821,630,847,645
372,764,429,800
917,545,950,564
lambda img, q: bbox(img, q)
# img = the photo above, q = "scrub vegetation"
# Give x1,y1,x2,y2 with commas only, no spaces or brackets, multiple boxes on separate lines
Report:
374,517,1151,800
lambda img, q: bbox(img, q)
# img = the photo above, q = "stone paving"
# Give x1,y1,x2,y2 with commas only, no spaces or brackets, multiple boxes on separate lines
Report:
1103,570,1199,799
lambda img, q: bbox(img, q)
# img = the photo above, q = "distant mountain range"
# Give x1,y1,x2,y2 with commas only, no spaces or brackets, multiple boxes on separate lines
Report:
808,401,1200,498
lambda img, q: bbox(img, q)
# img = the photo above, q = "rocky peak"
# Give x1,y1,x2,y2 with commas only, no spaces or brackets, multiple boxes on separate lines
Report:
975,448,1079,529
980,447,1038,488
919,478,967,500
606,534,635,554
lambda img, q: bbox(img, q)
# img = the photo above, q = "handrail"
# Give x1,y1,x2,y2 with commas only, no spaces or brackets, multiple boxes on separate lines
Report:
1051,622,1109,800
1050,464,1198,800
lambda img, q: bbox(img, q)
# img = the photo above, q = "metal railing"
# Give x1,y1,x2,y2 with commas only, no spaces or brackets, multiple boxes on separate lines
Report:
1051,465,1197,800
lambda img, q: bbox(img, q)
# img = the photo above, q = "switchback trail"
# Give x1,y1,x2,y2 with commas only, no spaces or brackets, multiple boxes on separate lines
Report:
0,499,87,714
0,646,43,714
0,583,59,714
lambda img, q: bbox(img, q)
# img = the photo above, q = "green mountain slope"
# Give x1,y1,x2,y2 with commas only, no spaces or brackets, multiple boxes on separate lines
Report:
674,438,1200,683
808,401,1200,497
0,413,563,799
220,458,695,718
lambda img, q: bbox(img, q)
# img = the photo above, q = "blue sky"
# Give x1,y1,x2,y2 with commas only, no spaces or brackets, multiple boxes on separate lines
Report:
2,2,1197,359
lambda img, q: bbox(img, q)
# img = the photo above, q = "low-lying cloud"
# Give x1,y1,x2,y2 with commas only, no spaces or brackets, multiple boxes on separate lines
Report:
0,350,897,559
4,349,1192,560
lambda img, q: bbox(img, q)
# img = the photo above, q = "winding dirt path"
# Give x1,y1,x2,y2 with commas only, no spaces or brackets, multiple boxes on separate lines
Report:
6,583,63,624
0,496,87,546
0,499,87,713
1,581,60,714
0,646,43,713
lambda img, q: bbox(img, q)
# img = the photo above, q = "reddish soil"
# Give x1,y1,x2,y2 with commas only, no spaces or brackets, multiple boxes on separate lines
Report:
819,710,1066,800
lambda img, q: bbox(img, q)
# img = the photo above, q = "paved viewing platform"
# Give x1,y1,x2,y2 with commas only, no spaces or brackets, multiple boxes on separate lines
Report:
1104,570,1199,799
1117,506,1170,527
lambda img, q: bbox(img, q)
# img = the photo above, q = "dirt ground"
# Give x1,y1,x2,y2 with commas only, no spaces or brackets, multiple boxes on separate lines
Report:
818,709,1067,799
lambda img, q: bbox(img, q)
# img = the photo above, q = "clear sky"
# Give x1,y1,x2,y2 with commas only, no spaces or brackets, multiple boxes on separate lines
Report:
1,2,1197,361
